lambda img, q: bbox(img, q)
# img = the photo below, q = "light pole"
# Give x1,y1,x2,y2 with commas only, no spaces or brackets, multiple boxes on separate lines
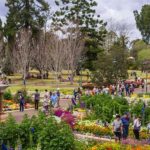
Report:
0,84,9,122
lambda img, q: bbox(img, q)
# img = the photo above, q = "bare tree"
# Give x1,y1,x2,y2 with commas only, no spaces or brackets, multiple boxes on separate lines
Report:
44,31,66,86
63,27,85,84
31,30,49,78
14,28,32,85
106,19,133,48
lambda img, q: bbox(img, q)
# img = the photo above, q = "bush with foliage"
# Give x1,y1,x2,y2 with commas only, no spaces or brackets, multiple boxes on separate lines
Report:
0,114,18,148
0,112,75,150
3,90,13,100
130,100,150,125
13,88,32,103
81,94,129,122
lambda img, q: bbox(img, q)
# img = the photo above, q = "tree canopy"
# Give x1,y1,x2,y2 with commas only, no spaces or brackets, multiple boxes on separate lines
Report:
138,48,150,62
5,0,49,38
134,5,150,44
92,42,128,85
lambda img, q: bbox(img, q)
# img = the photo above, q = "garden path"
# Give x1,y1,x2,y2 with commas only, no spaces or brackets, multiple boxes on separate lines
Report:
1,98,71,122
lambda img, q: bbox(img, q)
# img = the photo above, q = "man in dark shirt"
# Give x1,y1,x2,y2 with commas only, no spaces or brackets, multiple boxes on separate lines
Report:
34,89,40,110
121,113,130,139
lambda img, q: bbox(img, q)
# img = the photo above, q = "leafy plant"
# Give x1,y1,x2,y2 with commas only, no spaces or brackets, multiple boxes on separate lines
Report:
81,94,129,122
13,88,32,103
3,90,13,100
0,114,19,148
0,112,75,149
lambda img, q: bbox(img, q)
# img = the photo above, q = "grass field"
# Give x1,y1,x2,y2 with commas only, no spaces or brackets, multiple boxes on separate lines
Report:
6,70,89,93
4,70,150,94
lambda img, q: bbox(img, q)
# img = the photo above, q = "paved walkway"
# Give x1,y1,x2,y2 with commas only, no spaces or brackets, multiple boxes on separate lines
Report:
134,85,150,94
1,99,71,122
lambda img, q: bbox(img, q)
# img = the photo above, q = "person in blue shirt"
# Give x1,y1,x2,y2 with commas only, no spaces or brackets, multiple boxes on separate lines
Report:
50,92,58,107
121,112,130,139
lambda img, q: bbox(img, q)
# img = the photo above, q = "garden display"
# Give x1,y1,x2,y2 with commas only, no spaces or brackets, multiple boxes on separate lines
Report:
3,100,33,111
3,100,19,111
80,94,129,122
54,108,76,128
2,89,34,111
0,113,75,150
90,143,150,150
75,120,149,140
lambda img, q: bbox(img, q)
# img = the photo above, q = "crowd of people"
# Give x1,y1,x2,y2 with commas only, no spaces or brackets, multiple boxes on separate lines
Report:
85,80,145,97
18,89,60,114
112,113,136,142
15,85,150,142
112,113,150,142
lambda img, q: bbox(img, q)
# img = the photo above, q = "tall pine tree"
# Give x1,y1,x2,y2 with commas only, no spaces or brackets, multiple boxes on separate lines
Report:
134,5,150,44
53,0,107,71
3,0,50,74
5,0,49,37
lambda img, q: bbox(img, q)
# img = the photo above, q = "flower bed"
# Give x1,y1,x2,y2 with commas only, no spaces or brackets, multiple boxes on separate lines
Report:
74,124,113,137
3,100,34,111
74,120,149,139
54,109,76,128
90,143,150,150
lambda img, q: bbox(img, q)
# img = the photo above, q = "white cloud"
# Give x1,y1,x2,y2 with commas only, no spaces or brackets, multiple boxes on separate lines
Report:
0,0,150,41
95,0,150,40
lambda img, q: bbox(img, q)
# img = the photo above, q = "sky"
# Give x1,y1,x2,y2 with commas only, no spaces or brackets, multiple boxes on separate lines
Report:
0,0,150,41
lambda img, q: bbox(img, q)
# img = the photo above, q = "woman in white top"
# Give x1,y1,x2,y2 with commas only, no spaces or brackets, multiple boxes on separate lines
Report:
133,116,141,140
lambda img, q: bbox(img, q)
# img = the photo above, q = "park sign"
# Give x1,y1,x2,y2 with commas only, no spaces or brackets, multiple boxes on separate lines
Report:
142,60,150,71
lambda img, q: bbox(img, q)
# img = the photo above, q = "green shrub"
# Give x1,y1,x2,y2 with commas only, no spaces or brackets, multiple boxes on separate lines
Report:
0,112,75,150
13,88,32,103
3,90,13,100
81,94,129,122
0,114,19,148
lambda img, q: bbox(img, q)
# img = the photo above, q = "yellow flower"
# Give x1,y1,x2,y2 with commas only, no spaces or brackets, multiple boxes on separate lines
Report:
91,145,98,150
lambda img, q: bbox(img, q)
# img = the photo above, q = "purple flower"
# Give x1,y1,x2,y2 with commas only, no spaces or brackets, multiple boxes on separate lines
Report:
54,109,64,117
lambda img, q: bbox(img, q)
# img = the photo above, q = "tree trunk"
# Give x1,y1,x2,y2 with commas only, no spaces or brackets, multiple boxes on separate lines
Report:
70,69,74,85
23,69,27,88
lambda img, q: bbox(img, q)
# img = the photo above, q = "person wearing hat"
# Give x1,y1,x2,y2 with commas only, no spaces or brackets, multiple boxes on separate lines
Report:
121,112,130,139
112,114,123,142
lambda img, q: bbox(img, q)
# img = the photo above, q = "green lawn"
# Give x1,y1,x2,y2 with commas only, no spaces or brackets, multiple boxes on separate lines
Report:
6,70,150,94
7,71,89,93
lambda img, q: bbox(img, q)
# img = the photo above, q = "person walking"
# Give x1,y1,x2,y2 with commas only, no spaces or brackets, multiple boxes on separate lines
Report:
133,116,141,140
34,89,40,110
50,92,58,108
125,84,130,96
73,89,78,100
19,93,25,112
56,89,60,107
44,89,49,97
43,95,49,115
112,114,123,142
121,113,130,139
141,82,145,92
